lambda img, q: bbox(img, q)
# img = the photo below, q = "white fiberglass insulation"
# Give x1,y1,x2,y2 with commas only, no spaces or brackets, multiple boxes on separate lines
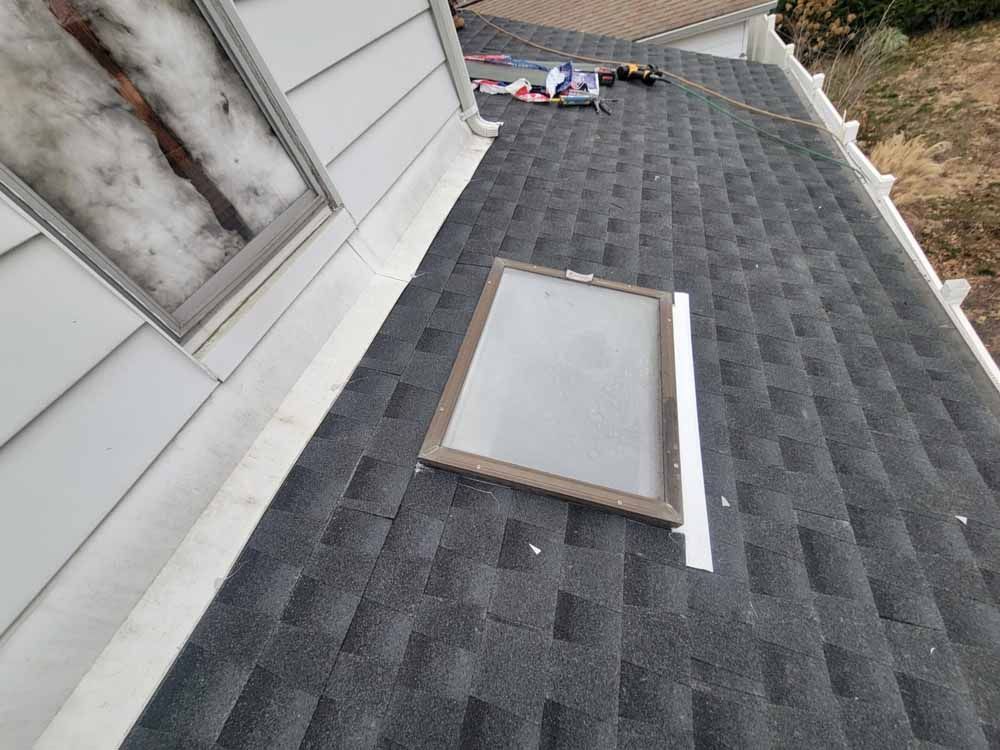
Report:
76,0,307,234
0,1,240,310
0,0,306,312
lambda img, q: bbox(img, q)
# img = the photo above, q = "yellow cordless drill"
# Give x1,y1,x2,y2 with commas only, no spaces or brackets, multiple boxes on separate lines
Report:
616,63,660,86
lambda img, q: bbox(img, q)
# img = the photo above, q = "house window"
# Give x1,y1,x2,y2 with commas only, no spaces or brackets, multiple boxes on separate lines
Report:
420,259,684,526
0,0,331,337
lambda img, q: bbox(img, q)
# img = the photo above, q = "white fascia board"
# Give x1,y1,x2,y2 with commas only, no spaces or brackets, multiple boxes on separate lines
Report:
636,1,777,44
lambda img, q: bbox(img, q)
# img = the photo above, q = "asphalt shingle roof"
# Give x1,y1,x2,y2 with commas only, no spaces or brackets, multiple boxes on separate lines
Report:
124,16,1000,749
470,0,772,42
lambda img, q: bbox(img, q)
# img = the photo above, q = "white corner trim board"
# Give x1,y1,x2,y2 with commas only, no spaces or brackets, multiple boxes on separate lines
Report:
34,129,493,750
672,292,713,572
748,15,1000,394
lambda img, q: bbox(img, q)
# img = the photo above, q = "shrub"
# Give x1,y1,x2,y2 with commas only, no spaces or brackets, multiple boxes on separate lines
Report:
777,0,1000,37
779,1,907,112
775,0,857,67
823,24,908,113
858,0,1000,33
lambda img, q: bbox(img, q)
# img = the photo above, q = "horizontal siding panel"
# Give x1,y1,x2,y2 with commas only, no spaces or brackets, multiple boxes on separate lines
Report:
665,23,746,57
236,0,428,92
0,196,38,257
0,236,142,446
289,10,445,165
327,64,459,220
0,325,216,631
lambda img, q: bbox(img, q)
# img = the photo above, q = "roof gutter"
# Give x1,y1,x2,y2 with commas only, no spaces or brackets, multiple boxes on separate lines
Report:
428,0,502,138
635,1,777,44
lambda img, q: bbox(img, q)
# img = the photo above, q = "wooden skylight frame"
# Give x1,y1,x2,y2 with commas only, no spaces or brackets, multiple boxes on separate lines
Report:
419,258,684,527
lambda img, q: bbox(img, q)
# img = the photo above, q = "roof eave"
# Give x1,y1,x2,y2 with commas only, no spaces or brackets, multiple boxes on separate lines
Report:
634,0,777,44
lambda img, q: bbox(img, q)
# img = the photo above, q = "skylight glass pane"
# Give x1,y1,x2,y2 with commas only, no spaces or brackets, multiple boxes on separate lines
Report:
442,267,664,499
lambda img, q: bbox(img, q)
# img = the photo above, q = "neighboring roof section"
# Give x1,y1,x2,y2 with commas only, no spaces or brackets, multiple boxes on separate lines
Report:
466,0,775,43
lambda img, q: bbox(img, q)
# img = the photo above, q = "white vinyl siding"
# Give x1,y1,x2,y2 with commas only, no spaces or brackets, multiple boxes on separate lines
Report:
663,21,748,58
198,208,357,378
0,325,215,630
0,199,36,257
234,0,458,224
288,10,446,166
328,64,459,220
0,193,220,639
235,0,428,92
0,235,142,445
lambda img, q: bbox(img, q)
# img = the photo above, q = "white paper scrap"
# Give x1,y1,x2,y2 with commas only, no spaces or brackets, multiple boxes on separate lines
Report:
565,269,594,282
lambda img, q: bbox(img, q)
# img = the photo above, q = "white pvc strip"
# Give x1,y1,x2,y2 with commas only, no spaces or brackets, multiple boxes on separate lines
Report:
35,126,493,750
672,292,713,571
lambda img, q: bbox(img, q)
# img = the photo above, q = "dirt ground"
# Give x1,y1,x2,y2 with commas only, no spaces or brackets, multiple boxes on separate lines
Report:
858,20,1000,361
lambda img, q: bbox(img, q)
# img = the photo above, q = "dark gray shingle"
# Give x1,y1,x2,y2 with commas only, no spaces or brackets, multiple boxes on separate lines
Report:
125,15,1000,748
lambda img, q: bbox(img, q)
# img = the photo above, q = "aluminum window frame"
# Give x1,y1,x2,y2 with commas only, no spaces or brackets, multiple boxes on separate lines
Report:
0,0,341,340
419,258,684,527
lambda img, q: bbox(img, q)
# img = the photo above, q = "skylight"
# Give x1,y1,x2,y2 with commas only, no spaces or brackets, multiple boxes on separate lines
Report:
419,259,683,526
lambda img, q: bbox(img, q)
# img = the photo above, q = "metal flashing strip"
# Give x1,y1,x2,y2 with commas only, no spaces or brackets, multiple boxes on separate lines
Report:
420,258,685,527
670,292,712,571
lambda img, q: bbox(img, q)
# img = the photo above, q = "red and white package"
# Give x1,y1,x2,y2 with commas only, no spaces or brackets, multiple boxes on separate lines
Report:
472,78,549,103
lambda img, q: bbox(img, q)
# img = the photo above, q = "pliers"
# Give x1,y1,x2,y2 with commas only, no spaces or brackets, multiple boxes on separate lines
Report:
593,97,615,115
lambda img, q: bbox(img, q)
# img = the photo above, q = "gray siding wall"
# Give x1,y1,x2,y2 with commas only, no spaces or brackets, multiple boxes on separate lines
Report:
0,223,217,631
0,0,459,633
238,0,459,222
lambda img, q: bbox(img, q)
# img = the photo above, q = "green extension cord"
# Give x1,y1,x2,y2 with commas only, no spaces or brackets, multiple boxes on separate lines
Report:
656,77,860,175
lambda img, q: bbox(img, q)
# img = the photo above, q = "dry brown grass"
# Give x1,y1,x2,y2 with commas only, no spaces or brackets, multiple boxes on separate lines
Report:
822,24,908,114
858,20,1000,363
777,0,906,113
869,134,950,207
